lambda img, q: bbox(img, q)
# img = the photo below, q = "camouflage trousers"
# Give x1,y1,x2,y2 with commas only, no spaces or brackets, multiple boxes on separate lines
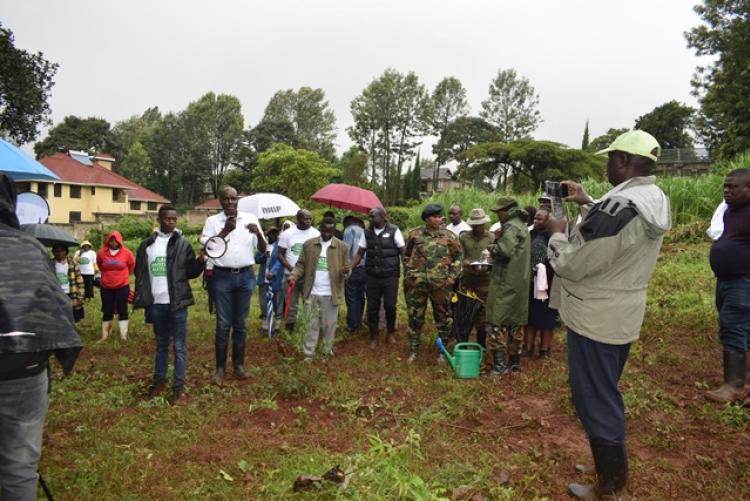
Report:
487,324,524,354
404,283,453,352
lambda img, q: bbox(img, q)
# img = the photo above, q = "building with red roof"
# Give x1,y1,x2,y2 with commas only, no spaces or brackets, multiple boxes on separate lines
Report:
14,151,170,224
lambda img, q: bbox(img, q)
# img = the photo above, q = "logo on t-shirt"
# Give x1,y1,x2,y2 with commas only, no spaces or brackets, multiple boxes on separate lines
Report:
79,257,90,265
57,272,69,285
150,256,167,277
316,255,328,272
291,243,304,256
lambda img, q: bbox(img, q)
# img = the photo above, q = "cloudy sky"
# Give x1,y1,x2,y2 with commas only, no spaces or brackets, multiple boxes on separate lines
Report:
5,0,706,155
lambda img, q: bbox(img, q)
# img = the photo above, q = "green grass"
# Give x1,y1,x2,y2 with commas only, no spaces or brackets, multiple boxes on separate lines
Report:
36,234,750,499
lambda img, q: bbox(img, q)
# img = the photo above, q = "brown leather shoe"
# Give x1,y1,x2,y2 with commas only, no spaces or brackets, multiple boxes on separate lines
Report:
147,381,166,399
705,384,745,403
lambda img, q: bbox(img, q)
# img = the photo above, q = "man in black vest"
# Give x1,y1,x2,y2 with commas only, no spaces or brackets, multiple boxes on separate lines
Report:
351,207,405,346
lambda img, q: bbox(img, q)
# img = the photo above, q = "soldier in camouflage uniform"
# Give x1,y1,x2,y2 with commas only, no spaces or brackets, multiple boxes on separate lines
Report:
403,203,463,363
486,197,530,375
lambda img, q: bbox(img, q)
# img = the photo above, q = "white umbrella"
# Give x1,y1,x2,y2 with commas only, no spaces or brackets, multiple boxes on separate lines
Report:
238,193,300,220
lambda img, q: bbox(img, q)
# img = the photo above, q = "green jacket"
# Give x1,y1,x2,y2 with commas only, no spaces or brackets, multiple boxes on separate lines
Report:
459,231,492,294
486,207,530,326
291,236,350,306
403,226,462,290
548,176,671,345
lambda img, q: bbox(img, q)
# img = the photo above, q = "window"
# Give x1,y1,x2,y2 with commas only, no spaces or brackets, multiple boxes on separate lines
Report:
54,184,62,197
91,186,96,195
70,185,81,198
17,182,30,192
130,201,141,211
112,189,125,203
37,183,48,199
69,211,81,223
147,201,157,211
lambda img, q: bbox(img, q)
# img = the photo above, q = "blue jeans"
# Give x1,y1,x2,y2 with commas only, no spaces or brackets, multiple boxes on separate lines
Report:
567,329,631,446
0,370,49,501
213,268,255,350
345,266,367,331
716,278,750,352
148,304,188,390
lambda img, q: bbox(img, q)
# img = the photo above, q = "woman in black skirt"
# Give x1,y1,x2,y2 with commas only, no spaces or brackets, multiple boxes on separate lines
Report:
523,209,559,358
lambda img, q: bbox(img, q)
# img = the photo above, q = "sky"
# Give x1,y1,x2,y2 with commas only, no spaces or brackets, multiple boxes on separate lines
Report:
3,0,707,157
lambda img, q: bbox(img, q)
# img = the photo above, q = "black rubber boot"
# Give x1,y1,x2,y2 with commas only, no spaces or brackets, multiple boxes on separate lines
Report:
369,325,380,348
232,342,248,379
568,442,627,500
706,350,747,402
476,328,486,349
213,342,227,384
490,349,508,376
509,354,521,372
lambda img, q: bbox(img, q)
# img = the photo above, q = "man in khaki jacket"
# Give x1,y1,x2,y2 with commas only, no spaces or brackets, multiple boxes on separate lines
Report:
290,217,350,361
546,130,671,500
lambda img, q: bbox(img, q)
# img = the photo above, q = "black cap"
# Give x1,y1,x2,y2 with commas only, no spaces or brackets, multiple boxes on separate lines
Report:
421,203,444,221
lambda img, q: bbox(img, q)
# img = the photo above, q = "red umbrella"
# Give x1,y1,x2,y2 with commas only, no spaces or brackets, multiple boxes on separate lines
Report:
311,183,384,214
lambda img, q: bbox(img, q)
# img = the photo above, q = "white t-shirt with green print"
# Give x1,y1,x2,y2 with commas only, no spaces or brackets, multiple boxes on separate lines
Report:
311,239,332,296
147,232,171,305
278,226,320,270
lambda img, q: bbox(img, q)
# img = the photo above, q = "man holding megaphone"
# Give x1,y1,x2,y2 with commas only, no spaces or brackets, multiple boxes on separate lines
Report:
201,186,266,384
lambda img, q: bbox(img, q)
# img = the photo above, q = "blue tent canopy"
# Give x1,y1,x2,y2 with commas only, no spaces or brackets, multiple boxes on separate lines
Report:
0,139,60,182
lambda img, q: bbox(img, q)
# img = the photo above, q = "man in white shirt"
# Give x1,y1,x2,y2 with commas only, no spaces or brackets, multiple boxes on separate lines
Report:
289,218,350,361
200,187,266,383
447,204,471,236
277,209,320,331
134,205,204,403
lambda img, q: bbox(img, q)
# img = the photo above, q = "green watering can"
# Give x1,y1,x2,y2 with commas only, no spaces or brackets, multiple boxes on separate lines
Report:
435,338,485,379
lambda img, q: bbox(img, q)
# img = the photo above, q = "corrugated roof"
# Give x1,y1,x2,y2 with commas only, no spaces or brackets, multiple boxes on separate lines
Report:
39,152,169,203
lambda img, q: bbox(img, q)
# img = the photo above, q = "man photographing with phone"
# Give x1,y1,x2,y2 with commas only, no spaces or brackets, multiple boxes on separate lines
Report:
201,186,266,384
545,130,671,499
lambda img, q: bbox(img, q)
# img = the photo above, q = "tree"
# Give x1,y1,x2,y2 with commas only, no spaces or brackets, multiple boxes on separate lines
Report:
428,77,469,187
261,87,337,160
686,0,750,158
0,23,58,144
434,116,500,165
110,107,162,162
480,68,542,142
251,144,338,203
181,92,244,198
461,140,604,192
33,116,118,158
587,128,629,152
118,141,151,186
581,120,590,150
248,118,298,154
348,69,430,204
145,112,201,206
336,146,369,186
634,100,695,149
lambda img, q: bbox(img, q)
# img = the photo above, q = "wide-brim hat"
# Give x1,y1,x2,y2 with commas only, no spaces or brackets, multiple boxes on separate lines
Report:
80,240,92,248
467,208,491,225
491,197,518,212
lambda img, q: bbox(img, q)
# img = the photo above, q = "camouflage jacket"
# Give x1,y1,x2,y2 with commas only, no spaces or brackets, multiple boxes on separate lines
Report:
403,226,462,288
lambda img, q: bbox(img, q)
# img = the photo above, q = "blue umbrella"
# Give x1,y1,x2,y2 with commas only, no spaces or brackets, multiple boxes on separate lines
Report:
0,139,60,182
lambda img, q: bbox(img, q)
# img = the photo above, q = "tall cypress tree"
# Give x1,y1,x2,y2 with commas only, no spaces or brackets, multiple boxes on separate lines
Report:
581,119,590,150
